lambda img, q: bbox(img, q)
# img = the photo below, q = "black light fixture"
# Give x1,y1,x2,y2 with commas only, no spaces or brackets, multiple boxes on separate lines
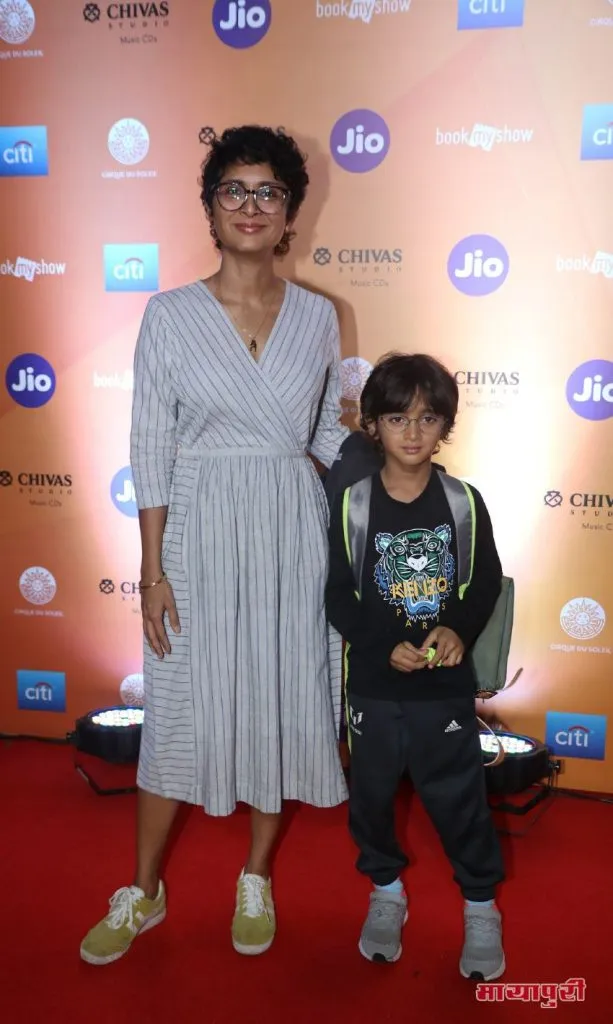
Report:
68,706,143,795
479,728,555,833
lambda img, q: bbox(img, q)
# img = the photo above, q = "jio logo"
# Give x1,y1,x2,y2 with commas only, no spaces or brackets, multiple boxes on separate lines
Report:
212,0,271,47
5,353,55,408
566,360,613,421
330,110,390,173
447,235,509,296
111,466,138,517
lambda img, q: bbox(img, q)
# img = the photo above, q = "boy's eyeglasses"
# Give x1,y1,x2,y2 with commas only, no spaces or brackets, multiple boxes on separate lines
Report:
214,182,290,214
379,413,445,434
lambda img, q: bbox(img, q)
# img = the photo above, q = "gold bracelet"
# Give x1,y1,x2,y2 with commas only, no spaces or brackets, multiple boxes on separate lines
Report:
138,573,168,592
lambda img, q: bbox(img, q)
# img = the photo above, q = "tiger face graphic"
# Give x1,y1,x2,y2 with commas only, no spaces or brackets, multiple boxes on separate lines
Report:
374,525,455,623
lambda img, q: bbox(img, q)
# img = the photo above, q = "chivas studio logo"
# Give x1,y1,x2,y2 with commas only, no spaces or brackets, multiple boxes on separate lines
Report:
0,468,72,507
544,488,613,532
99,577,141,610
313,246,402,286
82,1,170,38
454,370,519,408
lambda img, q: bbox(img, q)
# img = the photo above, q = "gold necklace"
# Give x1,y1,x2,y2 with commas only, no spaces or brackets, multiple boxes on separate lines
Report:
218,283,277,357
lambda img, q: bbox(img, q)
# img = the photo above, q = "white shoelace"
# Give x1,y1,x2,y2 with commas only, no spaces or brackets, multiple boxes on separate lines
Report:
240,874,269,920
107,886,143,932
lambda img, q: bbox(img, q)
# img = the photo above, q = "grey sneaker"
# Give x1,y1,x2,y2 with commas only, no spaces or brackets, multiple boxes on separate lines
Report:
460,903,505,980
358,890,408,963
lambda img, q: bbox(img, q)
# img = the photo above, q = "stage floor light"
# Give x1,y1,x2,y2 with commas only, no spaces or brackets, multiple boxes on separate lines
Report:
68,706,143,796
480,728,554,833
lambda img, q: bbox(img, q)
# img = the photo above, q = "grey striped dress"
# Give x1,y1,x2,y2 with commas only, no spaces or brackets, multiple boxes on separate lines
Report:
130,280,349,815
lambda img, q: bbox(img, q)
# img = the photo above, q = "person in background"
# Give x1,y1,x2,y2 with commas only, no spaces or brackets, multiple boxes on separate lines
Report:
325,353,506,980
81,125,348,966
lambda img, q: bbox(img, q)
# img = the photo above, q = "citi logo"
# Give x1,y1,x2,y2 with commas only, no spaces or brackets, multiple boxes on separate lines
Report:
330,109,390,173
17,670,66,712
212,0,271,47
457,0,524,30
0,125,48,176
546,711,607,761
566,360,613,421
581,103,613,161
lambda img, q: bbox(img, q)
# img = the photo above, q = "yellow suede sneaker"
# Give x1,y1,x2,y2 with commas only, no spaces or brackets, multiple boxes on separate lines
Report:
231,871,276,955
80,882,166,965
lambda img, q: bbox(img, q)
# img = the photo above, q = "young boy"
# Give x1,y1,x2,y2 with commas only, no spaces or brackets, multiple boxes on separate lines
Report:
325,353,506,980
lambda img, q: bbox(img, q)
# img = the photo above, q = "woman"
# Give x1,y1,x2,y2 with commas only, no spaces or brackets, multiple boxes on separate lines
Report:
81,126,349,965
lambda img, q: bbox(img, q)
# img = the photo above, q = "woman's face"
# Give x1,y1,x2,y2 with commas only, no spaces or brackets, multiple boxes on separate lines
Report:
210,161,291,257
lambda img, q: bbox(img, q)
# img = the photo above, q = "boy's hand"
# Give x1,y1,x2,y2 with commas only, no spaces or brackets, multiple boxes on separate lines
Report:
420,627,465,668
390,642,428,673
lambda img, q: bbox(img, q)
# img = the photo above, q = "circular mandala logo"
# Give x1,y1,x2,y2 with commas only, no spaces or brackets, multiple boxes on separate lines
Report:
19,566,57,606
544,490,563,508
330,110,390,173
560,597,606,641
108,119,150,166
447,235,509,297
212,0,271,48
341,357,373,402
5,353,56,409
0,0,35,44
120,673,144,706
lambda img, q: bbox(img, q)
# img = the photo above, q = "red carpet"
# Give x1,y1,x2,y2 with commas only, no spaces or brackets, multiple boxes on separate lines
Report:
2,740,612,1023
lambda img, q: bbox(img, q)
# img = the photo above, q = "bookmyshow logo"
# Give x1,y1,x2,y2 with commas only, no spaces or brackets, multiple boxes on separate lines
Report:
315,0,411,23
1,257,66,280
435,123,533,150
454,369,520,409
544,489,613,532
312,246,402,287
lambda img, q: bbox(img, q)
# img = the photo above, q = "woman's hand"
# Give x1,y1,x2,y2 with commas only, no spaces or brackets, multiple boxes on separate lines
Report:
420,627,465,668
142,581,181,659
390,642,428,673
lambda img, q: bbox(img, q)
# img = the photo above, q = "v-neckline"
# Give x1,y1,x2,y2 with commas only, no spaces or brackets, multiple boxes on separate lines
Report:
198,278,291,369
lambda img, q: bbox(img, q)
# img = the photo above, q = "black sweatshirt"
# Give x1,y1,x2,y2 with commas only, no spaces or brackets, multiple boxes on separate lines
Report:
325,471,502,701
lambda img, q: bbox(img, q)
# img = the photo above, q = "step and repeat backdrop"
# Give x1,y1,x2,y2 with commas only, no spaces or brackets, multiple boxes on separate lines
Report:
1,0,612,791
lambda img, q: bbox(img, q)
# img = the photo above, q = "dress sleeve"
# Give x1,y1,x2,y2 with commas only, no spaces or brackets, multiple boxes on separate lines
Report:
308,304,350,469
130,297,178,509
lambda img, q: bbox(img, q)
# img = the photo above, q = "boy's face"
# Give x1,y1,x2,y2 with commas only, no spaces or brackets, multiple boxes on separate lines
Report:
368,395,445,470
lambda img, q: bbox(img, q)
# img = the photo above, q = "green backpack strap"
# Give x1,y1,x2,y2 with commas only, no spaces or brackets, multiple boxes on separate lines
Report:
435,470,475,599
342,475,372,599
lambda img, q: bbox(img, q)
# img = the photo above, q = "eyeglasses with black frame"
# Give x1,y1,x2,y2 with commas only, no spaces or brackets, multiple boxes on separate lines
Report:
379,413,445,434
214,181,290,214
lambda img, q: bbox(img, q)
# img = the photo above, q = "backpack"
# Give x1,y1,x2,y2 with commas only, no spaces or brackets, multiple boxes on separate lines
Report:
341,471,516,700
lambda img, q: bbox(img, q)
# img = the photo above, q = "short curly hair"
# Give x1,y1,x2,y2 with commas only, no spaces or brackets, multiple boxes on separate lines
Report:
360,353,458,446
199,125,309,257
